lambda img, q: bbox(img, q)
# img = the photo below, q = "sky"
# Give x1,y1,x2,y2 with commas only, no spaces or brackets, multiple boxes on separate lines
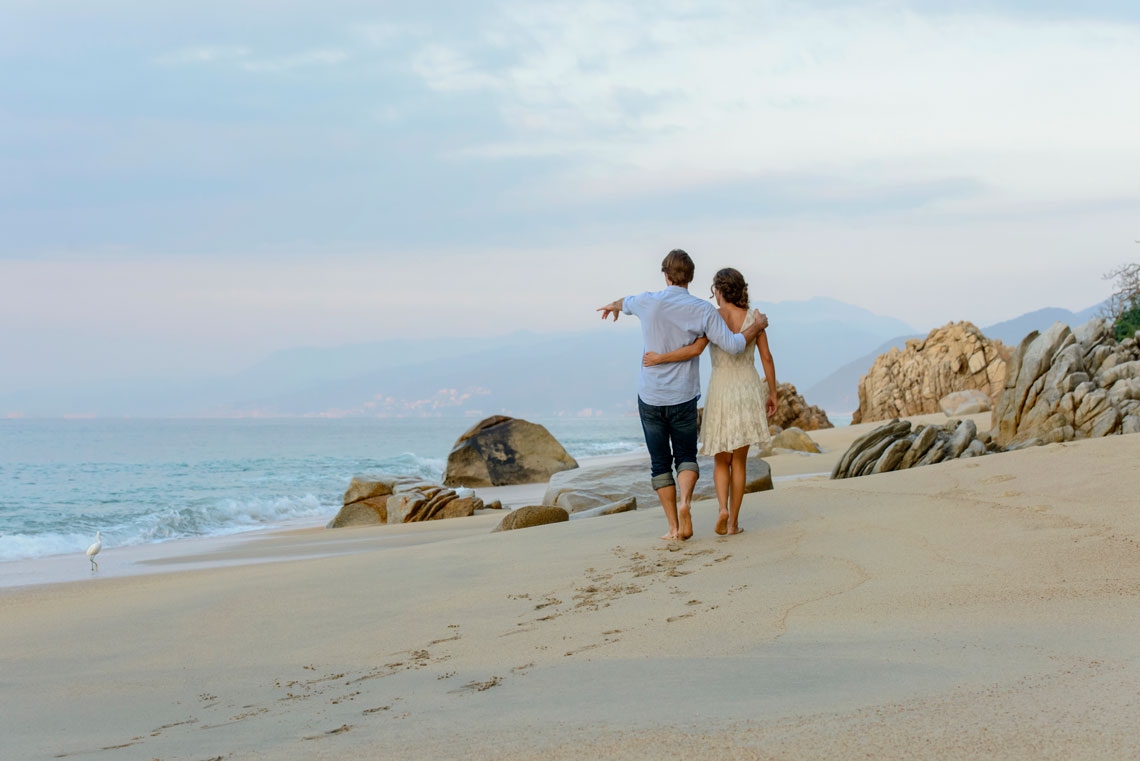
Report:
2,0,1138,392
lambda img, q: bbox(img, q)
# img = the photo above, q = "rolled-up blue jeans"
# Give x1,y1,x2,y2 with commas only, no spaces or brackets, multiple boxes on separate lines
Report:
637,396,700,490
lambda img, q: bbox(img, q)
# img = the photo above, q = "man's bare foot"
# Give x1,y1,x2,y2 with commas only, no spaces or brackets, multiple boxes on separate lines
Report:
660,531,680,541
715,510,729,535
678,504,693,540
727,525,744,535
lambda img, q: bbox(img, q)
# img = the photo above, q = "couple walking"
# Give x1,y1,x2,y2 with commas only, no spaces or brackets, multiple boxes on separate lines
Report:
597,249,777,541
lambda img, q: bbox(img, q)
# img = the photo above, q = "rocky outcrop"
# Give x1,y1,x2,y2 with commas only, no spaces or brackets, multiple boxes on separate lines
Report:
770,427,822,453
444,416,579,487
939,389,992,416
329,476,487,528
492,505,569,532
543,455,772,513
328,474,417,528
852,322,1009,424
386,485,485,523
993,320,1140,448
769,382,833,431
831,418,996,479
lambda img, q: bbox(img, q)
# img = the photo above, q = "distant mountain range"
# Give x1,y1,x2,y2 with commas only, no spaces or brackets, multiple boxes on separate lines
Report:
805,302,1106,413
0,298,1108,418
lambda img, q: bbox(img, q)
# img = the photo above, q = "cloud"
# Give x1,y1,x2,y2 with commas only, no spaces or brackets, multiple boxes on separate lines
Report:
411,44,502,92
356,21,425,46
407,1,1140,214
156,45,251,65
240,49,348,73
156,45,347,72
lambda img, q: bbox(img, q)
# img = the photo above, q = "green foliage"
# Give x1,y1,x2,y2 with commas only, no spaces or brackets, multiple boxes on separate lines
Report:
1115,301,1140,341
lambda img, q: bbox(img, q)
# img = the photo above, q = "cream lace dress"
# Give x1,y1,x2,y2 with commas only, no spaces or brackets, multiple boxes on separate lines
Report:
699,309,773,455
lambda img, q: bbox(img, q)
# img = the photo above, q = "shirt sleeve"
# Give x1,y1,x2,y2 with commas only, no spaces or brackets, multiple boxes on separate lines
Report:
703,305,747,354
621,293,644,316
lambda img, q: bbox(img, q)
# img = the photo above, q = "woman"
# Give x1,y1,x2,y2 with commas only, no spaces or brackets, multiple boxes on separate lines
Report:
643,267,777,535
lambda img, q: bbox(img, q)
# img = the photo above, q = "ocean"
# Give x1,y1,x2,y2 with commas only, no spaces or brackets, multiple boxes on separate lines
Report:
0,417,646,562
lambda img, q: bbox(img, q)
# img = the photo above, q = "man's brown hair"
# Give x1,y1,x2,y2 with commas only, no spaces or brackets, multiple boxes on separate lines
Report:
661,249,695,287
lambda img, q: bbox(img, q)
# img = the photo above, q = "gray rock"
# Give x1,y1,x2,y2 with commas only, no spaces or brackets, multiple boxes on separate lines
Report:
1108,378,1140,404
899,425,939,470
1088,406,1121,438
544,455,772,512
1123,415,1140,435
569,497,638,520
492,505,569,533
945,419,978,459
1096,360,1140,388
871,437,912,474
995,323,1073,445
1005,438,1044,451
1073,318,1112,351
915,440,948,467
847,435,901,479
1061,372,1090,394
831,420,911,479
958,439,987,459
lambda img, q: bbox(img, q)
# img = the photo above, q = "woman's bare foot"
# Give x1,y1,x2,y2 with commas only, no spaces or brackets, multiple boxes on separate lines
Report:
660,530,680,541
727,525,744,535
715,510,729,535
678,504,693,540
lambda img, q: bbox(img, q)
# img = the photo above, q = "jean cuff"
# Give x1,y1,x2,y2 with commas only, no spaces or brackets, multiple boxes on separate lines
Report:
651,472,676,490
677,461,700,476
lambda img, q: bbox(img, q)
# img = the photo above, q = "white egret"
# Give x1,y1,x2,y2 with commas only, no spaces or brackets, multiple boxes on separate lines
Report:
86,531,101,570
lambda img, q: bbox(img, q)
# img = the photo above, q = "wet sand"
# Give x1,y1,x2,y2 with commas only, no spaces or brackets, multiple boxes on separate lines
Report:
3,413,1137,760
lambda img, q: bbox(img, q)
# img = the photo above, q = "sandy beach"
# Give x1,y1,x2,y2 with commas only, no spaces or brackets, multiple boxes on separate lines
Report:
3,413,1138,760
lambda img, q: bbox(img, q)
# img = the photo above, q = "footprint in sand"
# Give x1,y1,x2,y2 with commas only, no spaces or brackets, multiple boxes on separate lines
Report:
983,474,1016,484
303,724,352,740
451,676,503,694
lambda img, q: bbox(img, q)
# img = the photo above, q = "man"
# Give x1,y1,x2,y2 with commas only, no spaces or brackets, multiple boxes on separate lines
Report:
597,249,768,541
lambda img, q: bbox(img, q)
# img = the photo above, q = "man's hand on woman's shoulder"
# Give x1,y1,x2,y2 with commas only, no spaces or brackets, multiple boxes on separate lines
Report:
753,310,769,331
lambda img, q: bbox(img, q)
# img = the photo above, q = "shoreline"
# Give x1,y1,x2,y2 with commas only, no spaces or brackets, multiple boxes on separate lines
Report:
0,450,645,590
0,414,980,591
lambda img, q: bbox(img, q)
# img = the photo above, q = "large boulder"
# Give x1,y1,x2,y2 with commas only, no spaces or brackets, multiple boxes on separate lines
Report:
940,389,992,416
852,322,1009,424
543,455,773,513
993,320,1140,447
769,382,834,431
492,505,569,533
444,416,579,487
770,427,822,453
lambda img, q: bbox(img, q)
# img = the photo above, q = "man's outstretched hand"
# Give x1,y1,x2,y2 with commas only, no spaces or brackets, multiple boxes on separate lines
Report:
596,299,623,322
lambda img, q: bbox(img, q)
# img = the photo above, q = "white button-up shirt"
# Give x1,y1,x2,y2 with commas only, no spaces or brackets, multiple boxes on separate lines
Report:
623,286,747,406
